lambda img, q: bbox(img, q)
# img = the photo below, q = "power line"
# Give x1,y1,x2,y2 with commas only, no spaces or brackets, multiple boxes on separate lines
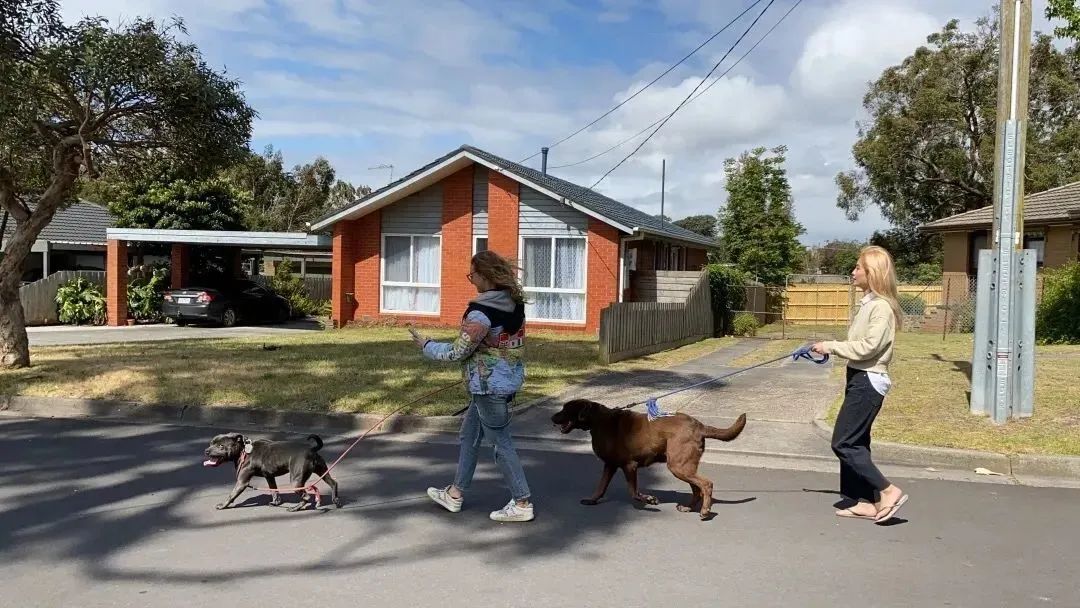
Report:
518,0,767,164
588,0,779,190
551,0,802,171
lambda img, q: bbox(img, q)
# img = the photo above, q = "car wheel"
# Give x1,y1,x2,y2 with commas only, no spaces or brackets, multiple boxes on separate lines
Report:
275,306,289,324
221,308,237,328
175,319,188,327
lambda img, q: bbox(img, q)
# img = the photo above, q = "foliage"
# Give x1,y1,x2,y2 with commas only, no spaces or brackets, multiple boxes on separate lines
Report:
869,228,943,281
126,264,167,321
55,277,105,325
732,312,759,337
948,299,977,334
1047,0,1080,40
673,214,718,239
836,15,1080,231
719,146,805,284
218,146,370,232
269,260,319,318
897,293,927,317
99,172,247,230
1036,261,1080,344
1,1,254,367
706,263,750,336
814,239,863,275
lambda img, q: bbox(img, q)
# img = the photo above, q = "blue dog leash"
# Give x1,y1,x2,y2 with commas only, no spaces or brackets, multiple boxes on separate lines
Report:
624,345,830,420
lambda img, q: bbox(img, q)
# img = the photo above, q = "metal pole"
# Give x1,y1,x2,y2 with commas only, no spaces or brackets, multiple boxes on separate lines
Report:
942,278,951,342
660,159,666,220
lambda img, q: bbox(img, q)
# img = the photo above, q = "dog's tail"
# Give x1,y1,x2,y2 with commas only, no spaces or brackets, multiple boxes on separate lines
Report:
307,434,324,452
704,413,747,442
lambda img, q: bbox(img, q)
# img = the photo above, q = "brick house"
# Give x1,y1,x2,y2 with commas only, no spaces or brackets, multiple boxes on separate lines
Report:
310,145,718,333
920,180,1080,302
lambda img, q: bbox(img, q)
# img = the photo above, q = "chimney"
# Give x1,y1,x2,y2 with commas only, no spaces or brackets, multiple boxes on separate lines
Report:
541,147,549,175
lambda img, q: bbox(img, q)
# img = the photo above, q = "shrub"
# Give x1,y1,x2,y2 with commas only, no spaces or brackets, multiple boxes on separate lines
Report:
732,312,759,337
706,263,750,336
1036,262,1080,344
127,265,168,322
897,293,926,316
948,298,977,334
269,261,321,318
55,277,106,325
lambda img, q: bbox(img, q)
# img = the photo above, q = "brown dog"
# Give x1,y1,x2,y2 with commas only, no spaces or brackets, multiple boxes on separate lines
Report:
550,399,746,520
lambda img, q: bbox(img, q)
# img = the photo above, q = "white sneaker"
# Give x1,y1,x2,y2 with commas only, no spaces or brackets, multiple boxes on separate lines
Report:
427,486,463,513
490,499,534,522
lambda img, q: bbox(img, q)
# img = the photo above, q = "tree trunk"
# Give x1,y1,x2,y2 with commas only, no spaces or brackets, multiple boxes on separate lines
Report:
0,268,29,368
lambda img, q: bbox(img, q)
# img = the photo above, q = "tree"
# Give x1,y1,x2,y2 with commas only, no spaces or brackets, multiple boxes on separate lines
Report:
869,227,943,282
104,176,247,230
836,15,1080,231
719,146,805,284
815,240,864,276
673,214,718,238
219,146,370,232
1047,0,1080,40
0,2,255,368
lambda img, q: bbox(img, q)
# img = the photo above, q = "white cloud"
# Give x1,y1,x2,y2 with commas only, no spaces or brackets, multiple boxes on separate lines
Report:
794,1,939,103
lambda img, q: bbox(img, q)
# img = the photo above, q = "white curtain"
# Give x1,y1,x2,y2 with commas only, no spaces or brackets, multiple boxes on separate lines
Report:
383,286,439,313
382,235,440,313
526,292,585,321
413,236,440,284
523,238,552,288
384,236,410,282
523,236,585,321
554,238,585,289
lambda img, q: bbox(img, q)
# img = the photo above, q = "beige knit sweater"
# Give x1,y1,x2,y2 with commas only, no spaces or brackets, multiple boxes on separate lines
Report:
823,293,895,374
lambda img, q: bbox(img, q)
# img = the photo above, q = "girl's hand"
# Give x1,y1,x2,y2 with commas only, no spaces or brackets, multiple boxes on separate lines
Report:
408,328,429,348
811,342,829,355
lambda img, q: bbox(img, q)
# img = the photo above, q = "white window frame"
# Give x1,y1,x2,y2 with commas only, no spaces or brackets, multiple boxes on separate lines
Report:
380,233,442,316
519,234,588,324
473,235,488,255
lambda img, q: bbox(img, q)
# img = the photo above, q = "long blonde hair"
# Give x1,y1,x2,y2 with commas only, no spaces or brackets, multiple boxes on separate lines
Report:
859,245,903,329
471,250,527,304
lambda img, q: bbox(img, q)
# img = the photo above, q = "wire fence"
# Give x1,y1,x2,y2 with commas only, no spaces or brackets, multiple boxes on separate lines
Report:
727,274,989,340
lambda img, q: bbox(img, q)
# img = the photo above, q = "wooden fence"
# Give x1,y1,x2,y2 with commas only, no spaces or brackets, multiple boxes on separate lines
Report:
251,275,332,301
598,269,712,363
783,283,945,325
19,270,106,326
630,270,702,303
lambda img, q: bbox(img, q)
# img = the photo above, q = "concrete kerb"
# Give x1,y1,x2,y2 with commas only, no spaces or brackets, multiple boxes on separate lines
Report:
0,394,545,437
811,415,1080,482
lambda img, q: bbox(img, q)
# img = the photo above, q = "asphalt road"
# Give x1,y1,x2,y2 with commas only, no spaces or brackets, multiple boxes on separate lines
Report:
1,416,1076,608
26,318,324,346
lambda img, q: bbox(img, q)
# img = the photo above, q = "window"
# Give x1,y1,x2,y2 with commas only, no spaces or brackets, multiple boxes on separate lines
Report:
474,236,488,254
1023,231,1045,267
381,234,441,314
521,236,586,322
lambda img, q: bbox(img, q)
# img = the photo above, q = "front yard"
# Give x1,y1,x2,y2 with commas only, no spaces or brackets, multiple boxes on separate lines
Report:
826,333,1080,456
0,326,735,416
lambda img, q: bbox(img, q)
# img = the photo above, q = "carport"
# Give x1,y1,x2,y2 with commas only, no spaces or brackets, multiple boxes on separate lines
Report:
104,228,331,326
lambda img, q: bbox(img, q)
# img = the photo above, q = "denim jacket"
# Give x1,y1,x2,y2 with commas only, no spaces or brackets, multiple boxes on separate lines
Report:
422,289,525,395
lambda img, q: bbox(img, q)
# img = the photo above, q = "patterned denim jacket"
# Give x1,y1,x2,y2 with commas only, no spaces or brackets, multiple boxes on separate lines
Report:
422,290,525,396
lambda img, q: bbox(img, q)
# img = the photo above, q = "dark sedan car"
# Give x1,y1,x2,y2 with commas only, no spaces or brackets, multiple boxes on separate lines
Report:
163,279,290,327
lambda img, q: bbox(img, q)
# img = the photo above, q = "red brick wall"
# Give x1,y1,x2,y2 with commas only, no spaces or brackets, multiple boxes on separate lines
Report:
586,219,620,333
488,170,519,260
106,239,128,326
440,167,474,324
170,244,189,289
354,210,381,321
331,221,359,327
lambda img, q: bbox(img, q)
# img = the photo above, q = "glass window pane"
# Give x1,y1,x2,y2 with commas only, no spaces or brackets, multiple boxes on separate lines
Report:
475,238,488,253
413,236,441,284
523,238,552,288
553,238,585,290
383,286,440,313
526,292,585,321
384,236,410,282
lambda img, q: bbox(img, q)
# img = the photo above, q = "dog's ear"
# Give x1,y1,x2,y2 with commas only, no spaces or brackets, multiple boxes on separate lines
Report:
227,432,245,445
575,400,597,422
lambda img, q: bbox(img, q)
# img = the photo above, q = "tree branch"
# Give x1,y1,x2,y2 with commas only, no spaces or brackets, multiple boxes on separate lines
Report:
907,153,988,200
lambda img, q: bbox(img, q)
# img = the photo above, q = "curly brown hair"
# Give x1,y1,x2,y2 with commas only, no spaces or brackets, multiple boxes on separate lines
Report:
471,250,527,304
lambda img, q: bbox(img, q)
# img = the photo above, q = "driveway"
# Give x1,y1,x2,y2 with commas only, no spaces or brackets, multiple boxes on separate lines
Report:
26,318,326,346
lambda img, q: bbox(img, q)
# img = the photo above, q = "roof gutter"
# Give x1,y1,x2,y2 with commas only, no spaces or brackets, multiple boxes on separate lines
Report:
632,227,719,249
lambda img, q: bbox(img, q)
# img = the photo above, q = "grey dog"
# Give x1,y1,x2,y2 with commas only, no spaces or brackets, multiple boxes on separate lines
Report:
203,432,342,511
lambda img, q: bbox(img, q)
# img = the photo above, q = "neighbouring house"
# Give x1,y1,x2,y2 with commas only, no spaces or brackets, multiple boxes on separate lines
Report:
310,145,719,333
1,199,119,283
920,180,1080,302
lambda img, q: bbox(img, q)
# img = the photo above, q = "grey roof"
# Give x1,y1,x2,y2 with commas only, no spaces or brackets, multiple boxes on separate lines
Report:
921,181,1080,231
315,145,719,248
2,199,114,245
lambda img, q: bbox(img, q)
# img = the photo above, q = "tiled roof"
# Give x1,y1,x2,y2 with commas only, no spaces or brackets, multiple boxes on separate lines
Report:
1,199,114,245
314,145,719,248
921,181,1080,231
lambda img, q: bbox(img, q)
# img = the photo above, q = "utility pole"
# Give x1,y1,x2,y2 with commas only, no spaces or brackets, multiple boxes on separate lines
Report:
971,0,1035,424
660,159,666,220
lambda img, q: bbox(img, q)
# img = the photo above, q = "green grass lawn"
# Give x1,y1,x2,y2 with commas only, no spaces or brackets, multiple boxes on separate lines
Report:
825,333,1080,456
0,326,736,416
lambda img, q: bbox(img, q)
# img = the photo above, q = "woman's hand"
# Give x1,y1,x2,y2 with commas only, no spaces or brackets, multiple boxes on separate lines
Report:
811,342,829,355
408,327,430,348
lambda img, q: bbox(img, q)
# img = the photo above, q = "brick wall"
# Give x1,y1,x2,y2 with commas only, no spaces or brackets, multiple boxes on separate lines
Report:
586,218,620,333
106,239,128,326
487,170,519,260
331,221,358,327
1044,225,1079,268
170,244,189,289
354,210,381,320
440,167,474,325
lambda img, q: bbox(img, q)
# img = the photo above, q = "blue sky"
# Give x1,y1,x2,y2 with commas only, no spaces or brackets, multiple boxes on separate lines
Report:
62,0,1062,244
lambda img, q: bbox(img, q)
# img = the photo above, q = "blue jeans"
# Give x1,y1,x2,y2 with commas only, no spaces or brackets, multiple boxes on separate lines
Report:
453,393,531,501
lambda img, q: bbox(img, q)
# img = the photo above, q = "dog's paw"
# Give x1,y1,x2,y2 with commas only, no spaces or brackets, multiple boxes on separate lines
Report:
699,511,716,521
215,503,227,510
676,504,694,512
637,494,659,505
333,498,343,508
269,499,282,507
580,498,600,506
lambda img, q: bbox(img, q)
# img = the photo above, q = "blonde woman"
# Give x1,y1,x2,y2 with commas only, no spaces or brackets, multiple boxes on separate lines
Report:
410,250,534,523
812,246,908,524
